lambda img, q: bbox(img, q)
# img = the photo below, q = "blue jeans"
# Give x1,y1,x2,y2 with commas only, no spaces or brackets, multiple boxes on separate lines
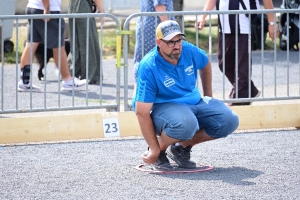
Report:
150,97,239,140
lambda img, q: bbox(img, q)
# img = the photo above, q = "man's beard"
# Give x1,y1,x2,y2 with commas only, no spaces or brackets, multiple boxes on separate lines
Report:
162,48,181,60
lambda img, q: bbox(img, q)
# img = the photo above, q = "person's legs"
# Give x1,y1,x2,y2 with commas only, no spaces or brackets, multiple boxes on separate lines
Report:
52,47,71,81
151,103,200,168
87,17,101,83
237,34,259,98
73,18,88,80
166,97,239,168
151,103,199,146
180,128,214,147
18,7,44,92
20,43,39,69
55,46,86,91
18,42,42,92
67,18,82,79
185,97,239,145
44,12,86,91
218,33,236,86
219,33,260,105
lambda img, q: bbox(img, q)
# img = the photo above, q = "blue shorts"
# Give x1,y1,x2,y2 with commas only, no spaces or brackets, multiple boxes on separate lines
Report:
150,97,239,140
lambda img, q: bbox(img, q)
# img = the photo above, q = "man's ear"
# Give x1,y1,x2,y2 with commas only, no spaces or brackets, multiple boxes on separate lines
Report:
156,39,160,45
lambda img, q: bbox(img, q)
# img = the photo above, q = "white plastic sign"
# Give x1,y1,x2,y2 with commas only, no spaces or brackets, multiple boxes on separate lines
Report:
102,118,120,138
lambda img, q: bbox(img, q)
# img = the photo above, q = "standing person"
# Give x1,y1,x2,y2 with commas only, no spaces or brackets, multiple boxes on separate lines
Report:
132,20,239,170
19,0,86,92
197,0,278,105
173,0,184,30
68,0,105,85
132,0,174,93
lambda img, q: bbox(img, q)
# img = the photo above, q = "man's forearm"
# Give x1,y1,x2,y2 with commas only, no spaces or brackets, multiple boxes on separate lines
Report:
200,0,217,20
135,102,160,154
155,5,169,22
42,0,50,10
262,0,276,22
94,0,104,13
200,62,213,97
137,115,160,152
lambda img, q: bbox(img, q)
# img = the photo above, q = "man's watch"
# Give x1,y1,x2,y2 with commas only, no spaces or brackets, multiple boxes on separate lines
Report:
269,22,275,26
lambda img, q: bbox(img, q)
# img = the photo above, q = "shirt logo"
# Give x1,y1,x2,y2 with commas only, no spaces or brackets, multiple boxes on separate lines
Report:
164,76,175,87
185,65,194,75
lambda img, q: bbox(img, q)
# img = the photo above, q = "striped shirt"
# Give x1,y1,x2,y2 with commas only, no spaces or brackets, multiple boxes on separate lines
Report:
216,0,260,34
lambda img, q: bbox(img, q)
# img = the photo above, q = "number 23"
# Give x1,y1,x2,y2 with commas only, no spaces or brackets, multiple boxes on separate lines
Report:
105,123,118,133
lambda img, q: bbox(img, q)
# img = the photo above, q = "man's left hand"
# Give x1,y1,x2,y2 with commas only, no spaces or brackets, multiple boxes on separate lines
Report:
43,8,50,22
268,24,279,42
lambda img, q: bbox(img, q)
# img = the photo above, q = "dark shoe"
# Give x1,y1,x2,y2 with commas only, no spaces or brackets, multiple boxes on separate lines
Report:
228,89,261,106
88,80,101,85
227,102,251,106
166,145,196,169
249,89,261,105
144,150,173,171
252,89,261,98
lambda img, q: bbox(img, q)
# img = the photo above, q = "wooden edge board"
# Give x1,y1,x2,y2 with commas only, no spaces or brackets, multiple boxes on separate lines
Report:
0,104,299,144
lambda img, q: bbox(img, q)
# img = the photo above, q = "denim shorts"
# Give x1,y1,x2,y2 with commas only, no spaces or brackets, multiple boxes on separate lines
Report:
150,97,239,140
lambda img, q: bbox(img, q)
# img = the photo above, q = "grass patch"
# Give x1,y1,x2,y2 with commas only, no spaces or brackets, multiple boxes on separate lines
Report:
100,28,136,59
0,26,27,64
184,26,219,53
88,99,108,103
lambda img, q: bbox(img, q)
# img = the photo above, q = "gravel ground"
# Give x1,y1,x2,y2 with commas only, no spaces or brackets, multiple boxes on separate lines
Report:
0,49,299,199
0,129,299,199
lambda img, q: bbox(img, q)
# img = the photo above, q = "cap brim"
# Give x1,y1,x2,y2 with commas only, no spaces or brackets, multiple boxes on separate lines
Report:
162,32,186,41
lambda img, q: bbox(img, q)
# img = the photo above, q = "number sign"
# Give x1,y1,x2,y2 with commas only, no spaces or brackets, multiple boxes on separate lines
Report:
102,118,120,138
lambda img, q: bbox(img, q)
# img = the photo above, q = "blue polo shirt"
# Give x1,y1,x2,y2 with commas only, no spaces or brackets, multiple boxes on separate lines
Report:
132,41,208,111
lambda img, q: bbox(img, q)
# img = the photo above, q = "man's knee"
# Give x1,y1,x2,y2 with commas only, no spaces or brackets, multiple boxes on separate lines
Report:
213,110,239,138
204,109,239,139
164,115,199,141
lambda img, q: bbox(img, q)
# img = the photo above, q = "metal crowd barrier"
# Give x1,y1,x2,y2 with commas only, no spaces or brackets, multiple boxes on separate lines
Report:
0,13,122,114
0,9,300,114
123,9,300,111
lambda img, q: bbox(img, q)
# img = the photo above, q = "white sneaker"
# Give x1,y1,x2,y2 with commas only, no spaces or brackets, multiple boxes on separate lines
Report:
18,80,41,92
61,77,86,91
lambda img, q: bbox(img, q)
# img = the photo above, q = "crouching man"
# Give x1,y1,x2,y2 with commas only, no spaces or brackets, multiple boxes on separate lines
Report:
132,20,239,170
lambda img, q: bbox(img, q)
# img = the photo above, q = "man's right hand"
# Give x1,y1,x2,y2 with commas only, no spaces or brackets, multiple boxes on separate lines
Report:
42,0,51,21
142,149,160,164
195,18,206,30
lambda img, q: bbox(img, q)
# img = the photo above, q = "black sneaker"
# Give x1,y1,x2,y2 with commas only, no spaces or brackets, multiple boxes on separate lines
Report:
166,145,196,169
144,150,173,171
